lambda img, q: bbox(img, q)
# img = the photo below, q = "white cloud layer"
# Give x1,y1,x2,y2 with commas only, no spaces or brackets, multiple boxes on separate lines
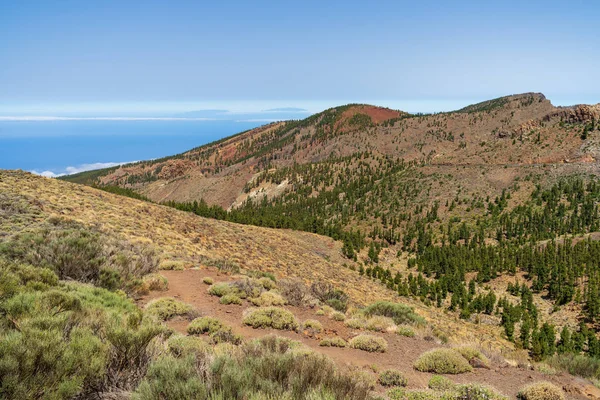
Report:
31,161,135,178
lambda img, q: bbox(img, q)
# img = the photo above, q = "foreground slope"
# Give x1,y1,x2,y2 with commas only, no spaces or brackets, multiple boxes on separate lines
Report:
2,170,598,400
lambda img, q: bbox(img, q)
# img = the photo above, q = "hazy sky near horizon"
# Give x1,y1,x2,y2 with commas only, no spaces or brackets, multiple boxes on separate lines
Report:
1,0,599,115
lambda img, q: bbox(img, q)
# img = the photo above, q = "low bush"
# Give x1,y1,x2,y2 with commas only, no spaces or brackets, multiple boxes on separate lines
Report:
349,334,388,353
143,273,168,291
331,311,346,321
202,277,214,285
187,316,242,345
345,317,366,329
363,301,425,326
404,389,440,400
378,369,407,387
302,319,323,333
547,352,600,379
387,387,406,400
167,335,210,358
311,282,349,312
319,337,347,348
187,317,226,335
396,325,416,337
517,382,564,400
414,348,473,374
158,260,185,271
145,297,193,321
249,290,286,306
278,279,312,307
242,307,299,330
132,355,207,400
366,316,396,332
259,276,277,290
208,282,234,297
454,383,507,400
220,293,242,305
428,375,455,391
454,346,490,367
231,278,264,299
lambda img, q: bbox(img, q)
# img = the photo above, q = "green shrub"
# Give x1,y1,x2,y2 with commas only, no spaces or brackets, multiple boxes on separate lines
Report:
454,346,489,367
187,316,226,335
363,301,425,326
249,291,286,306
202,276,214,285
396,325,416,337
517,382,564,400
302,319,323,333
132,355,207,400
349,334,388,353
259,277,277,290
145,297,193,321
345,317,366,329
330,311,346,321
208,282,233,297
428,375,455,391
158,260,185,271
547,353,600,379
366,316,396,332
210,335,372,400
413,348,473,374
319,337,347,348
404,389,440,400
143,273,168,291
311,282,348,312
167,335,210,357
387,387,406,400
378,369,407,387
455,383,507,400
220,293,243,305
187,317,242,345
242,307,298,330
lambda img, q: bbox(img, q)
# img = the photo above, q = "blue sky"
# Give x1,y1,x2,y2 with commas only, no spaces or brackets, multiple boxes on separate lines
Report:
1,0,599,115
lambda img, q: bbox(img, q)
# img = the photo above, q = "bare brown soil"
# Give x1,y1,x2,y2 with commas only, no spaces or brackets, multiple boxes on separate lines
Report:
140,269,598,399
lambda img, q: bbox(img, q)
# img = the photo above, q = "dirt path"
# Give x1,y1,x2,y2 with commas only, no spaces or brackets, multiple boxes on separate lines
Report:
139,269,597,399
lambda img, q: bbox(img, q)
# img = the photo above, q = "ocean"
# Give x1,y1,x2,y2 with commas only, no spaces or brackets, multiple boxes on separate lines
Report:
0,119,263,176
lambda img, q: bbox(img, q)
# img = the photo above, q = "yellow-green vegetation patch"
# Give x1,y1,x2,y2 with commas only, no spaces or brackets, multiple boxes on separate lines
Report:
302,319,323,333
249,290,286,306
330,311,346,321
454,345,490,367
258,276,277,290
187,316,242,345
414,348,473,374
378,369,407,387
387,387,406,400
319,336,347,348
202,276,214,285
349,334,388,353
142,273,168,291
345,316,366,329
396,325,416,337
219,293,242,305
362,301,425,326
208,282,234,297
518,381,564,400
158,260,185,271
428,375,455,391
167,335,210,357
365,315,396,332
242,307,299,330
145,297,193,321
453,384,507,400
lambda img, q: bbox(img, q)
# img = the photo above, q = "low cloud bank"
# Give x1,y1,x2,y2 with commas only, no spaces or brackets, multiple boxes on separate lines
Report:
31,161,136,178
